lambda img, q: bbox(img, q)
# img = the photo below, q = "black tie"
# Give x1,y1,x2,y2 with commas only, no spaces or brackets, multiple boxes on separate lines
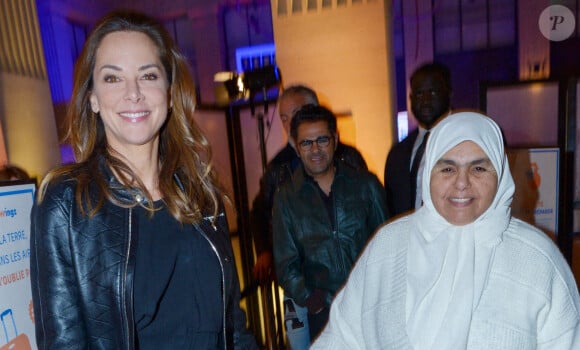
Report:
410,131,429,206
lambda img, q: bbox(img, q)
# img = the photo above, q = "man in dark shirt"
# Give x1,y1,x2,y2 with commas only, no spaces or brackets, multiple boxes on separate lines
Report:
272,105,388,342
249,85,366,349
384,62,452,217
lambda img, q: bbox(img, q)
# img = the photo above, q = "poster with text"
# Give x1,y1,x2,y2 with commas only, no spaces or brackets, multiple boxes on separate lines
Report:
0,182,36,350
508,148,559,240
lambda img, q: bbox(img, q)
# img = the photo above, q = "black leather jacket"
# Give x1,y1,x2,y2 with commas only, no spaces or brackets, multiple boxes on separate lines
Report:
250,142,368,256
272,162,389,307
30,166,258,350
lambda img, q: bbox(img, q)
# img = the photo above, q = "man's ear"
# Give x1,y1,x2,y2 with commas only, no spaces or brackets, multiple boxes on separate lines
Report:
333,132,339,150
89,94,99,113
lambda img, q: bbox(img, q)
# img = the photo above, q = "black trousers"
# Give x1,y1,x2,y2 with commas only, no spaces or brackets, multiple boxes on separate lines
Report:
308,307,330,341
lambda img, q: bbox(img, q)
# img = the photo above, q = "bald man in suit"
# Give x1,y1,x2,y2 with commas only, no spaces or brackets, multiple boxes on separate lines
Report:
384,62,452,217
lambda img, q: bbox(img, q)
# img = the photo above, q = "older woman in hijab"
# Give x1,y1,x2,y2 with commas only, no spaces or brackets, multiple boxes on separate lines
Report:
311,111,580,349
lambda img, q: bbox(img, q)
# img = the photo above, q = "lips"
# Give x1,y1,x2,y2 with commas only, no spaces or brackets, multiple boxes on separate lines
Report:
119,111,150,122
309,154,325,163
449,197,472,206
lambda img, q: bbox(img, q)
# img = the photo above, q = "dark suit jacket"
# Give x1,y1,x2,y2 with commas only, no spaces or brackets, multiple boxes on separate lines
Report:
383,129,418,217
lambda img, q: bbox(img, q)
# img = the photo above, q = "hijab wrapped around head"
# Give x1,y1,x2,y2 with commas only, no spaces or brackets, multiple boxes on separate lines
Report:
421,111,515,228
406,111,515,349
413,111,516,242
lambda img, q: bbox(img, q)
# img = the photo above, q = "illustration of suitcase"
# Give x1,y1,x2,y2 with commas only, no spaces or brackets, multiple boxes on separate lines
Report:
1,309,31,350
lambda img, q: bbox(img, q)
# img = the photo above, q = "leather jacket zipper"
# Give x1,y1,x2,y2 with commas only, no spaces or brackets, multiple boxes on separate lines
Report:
123,208,132,349
195,221,228,349
332,194,346,275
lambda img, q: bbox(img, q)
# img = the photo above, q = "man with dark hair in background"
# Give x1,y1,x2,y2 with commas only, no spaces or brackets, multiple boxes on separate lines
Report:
384,62,452,217
249,85,367,349
0,164,30,181
272,104,388,343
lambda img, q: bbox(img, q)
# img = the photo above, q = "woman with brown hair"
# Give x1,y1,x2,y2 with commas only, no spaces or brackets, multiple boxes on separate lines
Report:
30,10,257,350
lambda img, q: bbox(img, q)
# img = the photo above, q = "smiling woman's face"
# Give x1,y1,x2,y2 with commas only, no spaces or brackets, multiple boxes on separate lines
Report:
89,31,170,155
430,141,498,226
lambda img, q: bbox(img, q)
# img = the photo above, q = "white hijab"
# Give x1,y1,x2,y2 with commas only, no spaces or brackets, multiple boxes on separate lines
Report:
405,112,515,349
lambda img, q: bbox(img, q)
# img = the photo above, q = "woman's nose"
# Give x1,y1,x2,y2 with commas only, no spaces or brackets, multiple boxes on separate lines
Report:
454,169,471,190
124,80,143,102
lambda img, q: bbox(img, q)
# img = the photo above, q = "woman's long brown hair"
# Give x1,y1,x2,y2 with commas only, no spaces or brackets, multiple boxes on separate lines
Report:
37,10,221,224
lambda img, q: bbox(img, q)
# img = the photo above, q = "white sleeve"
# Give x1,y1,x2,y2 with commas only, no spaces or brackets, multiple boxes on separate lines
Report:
310,249,368,350
536,258,580,350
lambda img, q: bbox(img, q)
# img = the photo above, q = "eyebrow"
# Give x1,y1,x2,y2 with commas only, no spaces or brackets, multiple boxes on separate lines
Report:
299,135,331,141
98,63,161,72
435,157,492,167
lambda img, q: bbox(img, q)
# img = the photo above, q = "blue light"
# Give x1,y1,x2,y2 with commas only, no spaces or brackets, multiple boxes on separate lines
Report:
236,43,276,73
